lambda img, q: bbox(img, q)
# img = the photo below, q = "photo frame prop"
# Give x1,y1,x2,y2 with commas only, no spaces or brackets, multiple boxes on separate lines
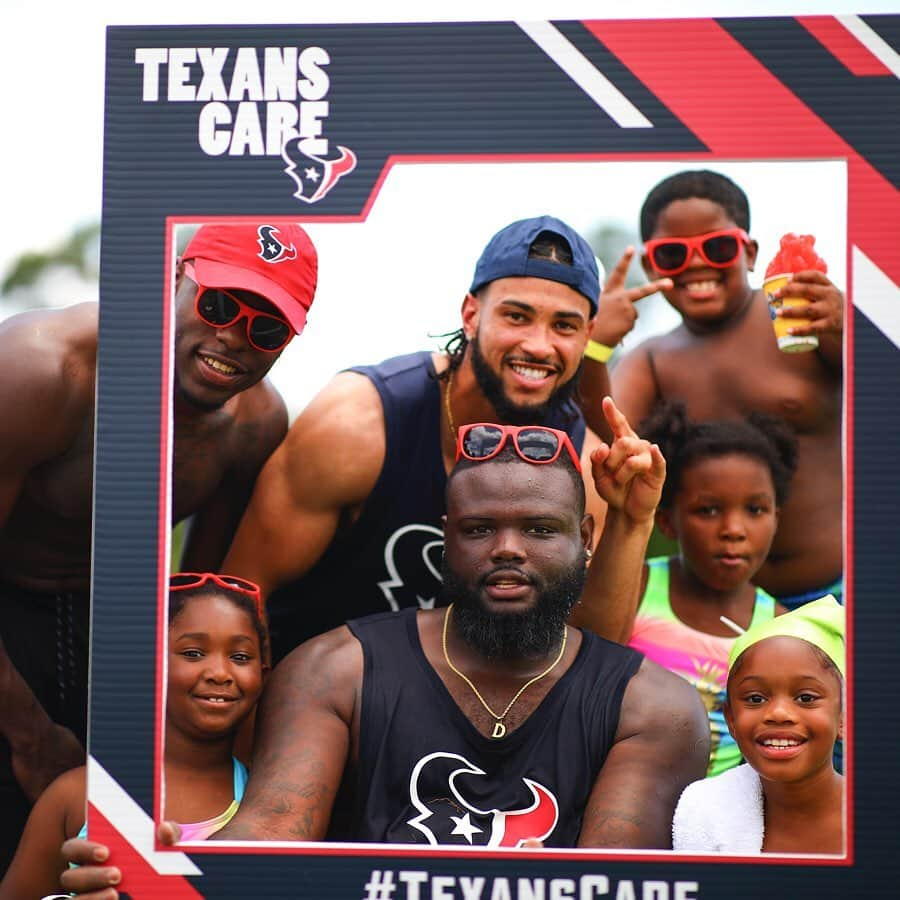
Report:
91,15,899,899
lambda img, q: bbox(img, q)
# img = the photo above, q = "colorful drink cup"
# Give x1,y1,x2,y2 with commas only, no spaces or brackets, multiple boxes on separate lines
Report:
764,233,827,354
764,273,819,353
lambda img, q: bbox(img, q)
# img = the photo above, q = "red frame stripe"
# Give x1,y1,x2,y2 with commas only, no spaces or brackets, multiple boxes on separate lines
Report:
798,16,894,76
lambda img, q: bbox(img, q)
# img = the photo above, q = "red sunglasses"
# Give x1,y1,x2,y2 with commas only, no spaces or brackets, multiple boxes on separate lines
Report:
456,423,582,473
644,227,751,277
169,572,263,619
185,262,294,353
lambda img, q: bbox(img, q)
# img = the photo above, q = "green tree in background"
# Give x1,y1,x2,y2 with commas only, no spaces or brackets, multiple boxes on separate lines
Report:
1,221,100,309
587,220,644,290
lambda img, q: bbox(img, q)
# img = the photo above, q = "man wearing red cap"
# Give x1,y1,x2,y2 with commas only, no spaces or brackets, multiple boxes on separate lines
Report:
0,222,317,872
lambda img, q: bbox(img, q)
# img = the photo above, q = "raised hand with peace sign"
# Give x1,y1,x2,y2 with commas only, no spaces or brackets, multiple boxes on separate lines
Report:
580,247,672,440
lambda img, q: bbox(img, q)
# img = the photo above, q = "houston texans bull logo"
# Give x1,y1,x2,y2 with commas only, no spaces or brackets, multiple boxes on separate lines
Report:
256,225,298,263
377,524,444,611
406,752,559,847
282,137,357,204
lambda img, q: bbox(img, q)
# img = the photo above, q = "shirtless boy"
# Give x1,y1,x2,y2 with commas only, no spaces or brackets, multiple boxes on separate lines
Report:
585,170,843,608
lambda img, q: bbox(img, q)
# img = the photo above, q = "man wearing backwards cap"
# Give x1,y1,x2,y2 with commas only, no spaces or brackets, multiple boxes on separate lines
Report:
0,222,317,871
224,215,665,663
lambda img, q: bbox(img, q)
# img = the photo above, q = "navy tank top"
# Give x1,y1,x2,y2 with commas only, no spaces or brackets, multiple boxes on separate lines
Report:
346,609,643,847
267,351,586,661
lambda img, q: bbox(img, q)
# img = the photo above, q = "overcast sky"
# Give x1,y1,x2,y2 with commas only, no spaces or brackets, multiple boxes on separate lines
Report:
1,0,888,262
1,1,890,414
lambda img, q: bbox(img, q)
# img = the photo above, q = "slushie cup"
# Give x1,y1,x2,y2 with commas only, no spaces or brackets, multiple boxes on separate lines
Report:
764,233,827,353
764,273,819,353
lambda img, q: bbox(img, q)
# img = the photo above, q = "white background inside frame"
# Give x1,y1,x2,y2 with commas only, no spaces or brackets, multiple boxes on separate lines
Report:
184,158,848,420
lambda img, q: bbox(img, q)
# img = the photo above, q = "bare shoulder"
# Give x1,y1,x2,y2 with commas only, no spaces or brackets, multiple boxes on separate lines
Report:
0,302,97,388
611,337,658,383
32,764,86,835
261,625,363,722
0,303,97,457
42,764,86,801
234,376,287,429
276,371,386,507
291,370,385,438
279,622,364,679
610,340,662,424
228,377,289,465
618,657,709,741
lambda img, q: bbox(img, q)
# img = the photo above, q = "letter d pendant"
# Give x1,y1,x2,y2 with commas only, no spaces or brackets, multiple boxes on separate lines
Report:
491,721,506,739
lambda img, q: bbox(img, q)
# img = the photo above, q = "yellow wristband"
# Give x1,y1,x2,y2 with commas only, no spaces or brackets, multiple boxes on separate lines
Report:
584,340,615,363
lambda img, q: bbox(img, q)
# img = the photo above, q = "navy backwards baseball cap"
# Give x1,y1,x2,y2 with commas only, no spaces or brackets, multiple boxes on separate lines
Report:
469,216,600,314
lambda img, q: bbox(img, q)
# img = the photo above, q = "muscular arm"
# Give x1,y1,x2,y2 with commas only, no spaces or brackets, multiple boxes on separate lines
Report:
180,383,289,571
0,305,96,795
0,305,95,534
213,626,361,841
579,364,613,444
222,372,385,598
577,658,709,849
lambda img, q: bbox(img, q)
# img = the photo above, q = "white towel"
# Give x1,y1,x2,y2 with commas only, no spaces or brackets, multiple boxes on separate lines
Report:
672,764,764,853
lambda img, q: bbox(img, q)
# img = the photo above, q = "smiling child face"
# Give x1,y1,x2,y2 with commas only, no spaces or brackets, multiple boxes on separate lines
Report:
725,636,842,785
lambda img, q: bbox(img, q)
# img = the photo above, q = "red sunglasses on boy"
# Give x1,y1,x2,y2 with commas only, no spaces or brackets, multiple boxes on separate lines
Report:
644,228,751,277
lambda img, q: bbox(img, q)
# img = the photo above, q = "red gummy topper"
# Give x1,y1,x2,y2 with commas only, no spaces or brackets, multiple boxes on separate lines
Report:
765,233,828,278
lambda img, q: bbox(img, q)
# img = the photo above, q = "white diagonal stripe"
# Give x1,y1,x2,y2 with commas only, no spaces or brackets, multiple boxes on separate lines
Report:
516,20,653,128
852,245,900,350
837,15,900,78
88,755,202,875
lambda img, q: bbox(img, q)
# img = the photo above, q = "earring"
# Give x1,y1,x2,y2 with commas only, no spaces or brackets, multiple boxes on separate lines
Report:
585,548,593,561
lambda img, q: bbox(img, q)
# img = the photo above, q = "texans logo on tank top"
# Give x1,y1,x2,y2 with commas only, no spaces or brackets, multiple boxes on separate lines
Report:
404,752,559,847
377,524,444,611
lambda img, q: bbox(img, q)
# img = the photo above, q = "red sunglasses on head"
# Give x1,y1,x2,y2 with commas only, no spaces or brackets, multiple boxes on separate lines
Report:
644,227,751,277
185,262,294,353
169,572,264,619
456,423,582,474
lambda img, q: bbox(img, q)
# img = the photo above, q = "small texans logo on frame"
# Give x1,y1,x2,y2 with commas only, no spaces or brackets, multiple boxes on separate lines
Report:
282,137,358,204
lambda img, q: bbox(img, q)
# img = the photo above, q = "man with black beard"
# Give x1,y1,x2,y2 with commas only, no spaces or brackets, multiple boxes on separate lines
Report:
59,426,705,892
0,222,316,871
224,216,663,664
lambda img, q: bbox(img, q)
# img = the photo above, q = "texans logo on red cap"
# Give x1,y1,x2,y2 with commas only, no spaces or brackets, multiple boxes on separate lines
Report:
406,751,559,847
257,225,298,264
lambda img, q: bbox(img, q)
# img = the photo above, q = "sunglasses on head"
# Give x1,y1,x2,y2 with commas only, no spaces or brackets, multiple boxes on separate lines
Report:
185,262,293,353
644,227,750,277
169,572,264,619
456,423,582,473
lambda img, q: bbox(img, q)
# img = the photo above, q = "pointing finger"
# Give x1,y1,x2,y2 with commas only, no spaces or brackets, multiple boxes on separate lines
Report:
602,396,637,440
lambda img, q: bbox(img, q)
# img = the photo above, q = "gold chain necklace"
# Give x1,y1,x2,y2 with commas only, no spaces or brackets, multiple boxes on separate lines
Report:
443,367,456,440
441,603,567,739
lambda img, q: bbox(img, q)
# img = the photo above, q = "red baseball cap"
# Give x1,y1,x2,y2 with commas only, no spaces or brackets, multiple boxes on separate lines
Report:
183,223,318,335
